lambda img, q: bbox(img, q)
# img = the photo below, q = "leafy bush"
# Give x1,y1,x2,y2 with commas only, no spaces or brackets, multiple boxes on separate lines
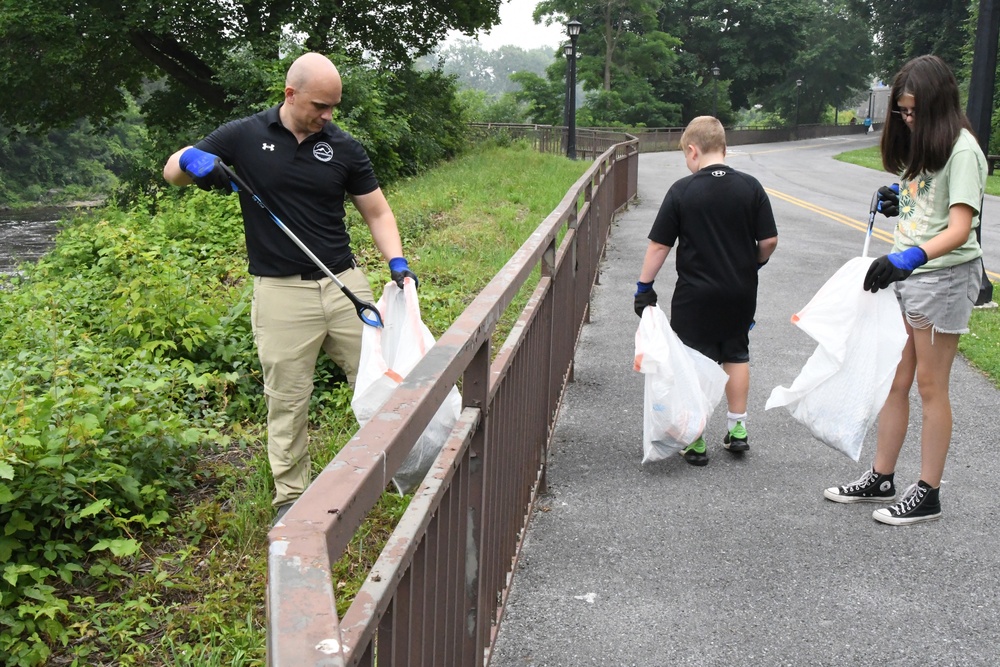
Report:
0,191,257,664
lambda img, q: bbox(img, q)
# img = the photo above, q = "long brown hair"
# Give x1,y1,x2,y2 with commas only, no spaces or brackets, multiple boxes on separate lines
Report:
880,54,974,180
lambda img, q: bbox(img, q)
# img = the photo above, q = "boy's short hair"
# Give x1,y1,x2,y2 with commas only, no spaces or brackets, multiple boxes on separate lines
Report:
679,116,727,154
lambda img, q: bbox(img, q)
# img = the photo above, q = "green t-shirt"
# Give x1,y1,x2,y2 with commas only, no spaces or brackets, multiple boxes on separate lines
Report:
893,128,985,272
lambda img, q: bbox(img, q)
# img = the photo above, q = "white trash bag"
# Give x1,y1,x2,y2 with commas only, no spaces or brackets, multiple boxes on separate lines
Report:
351,280,462,494
634,304,730,464
765,257,908,461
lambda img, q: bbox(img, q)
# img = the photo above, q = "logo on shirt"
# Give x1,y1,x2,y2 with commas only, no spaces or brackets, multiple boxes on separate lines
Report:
711,170,726,177
262,143,275,151
313,142,334,162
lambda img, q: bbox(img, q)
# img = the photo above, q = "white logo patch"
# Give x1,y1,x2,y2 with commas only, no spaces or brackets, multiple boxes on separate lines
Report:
262,143,275,151
711,170,726,177
313,142,334,162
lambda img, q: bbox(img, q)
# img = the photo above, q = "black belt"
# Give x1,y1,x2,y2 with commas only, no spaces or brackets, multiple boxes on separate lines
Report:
301,256,354,280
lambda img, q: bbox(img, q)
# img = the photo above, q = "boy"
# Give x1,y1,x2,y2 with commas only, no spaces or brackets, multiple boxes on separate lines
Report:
633,116,778,466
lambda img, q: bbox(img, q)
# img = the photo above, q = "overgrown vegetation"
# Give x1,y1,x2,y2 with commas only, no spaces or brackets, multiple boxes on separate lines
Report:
0,141,589,665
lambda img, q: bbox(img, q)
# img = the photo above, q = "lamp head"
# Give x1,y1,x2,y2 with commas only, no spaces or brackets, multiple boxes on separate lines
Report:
567,19,582,37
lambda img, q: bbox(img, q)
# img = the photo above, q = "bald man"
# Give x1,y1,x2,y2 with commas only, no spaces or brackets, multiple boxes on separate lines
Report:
164,52,418,523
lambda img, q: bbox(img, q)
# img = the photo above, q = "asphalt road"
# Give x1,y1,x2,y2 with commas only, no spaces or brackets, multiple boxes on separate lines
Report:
490,135,1000,666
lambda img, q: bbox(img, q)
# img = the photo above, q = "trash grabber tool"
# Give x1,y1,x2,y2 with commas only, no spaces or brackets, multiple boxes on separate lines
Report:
863,189,878,258
220,164,384,328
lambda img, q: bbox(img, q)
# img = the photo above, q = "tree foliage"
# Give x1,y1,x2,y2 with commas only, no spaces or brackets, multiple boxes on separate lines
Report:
0,0,502,134
420,39,559,97
854,0,972,79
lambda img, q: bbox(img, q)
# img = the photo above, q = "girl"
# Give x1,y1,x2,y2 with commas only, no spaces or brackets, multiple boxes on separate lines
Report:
823,54,986,525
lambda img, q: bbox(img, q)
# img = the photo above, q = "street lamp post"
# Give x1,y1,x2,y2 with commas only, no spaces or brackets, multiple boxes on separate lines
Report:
711,65,720,118
795,79,803,131
566,19,582,159
563,43,573,137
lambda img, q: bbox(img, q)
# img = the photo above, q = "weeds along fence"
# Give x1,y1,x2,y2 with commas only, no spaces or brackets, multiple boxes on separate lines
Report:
267,127,639,665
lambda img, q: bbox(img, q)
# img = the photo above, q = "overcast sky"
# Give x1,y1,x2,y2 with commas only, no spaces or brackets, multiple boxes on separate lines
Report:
446,0,566,51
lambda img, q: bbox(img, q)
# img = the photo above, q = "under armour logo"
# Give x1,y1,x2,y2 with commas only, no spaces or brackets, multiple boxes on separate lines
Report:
711,170,726,177
262,143,275,151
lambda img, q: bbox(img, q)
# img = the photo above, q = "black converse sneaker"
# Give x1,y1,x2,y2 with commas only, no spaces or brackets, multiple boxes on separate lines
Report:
823,468,895,504
872,481,941,526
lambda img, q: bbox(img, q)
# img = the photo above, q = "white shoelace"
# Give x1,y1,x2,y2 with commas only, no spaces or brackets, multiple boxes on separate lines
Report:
888,483,926,514
843,468,878,493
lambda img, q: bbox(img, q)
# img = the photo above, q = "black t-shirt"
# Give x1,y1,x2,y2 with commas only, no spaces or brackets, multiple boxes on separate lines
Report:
648,164,777,343
197,105,379,276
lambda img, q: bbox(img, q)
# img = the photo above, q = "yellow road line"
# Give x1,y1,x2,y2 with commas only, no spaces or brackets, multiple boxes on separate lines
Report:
765,187,1000,282
765,188,894,242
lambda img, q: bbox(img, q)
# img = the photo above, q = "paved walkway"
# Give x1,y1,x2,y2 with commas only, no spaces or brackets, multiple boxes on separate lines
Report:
491,140,1000,666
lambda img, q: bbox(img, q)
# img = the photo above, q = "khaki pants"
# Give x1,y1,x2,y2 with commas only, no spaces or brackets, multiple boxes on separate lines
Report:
251,268,374,506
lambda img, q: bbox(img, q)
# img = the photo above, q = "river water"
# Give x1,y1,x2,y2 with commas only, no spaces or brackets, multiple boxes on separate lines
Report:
0,208,65,274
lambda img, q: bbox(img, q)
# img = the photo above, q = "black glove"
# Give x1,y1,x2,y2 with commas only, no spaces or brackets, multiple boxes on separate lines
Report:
876,184,899,217
634,281,657,317
389,257,419,289
179,147,232,193
863,247,927,293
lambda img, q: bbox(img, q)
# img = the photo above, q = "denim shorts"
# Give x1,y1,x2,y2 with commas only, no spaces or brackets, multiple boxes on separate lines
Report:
894,259,982,334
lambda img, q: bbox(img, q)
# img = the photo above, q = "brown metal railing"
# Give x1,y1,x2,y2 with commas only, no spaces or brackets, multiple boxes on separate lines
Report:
266,129,639,665
469,122,868,156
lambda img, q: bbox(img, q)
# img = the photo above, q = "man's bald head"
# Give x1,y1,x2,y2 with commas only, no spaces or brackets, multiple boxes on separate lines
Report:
280,53,343,141
286,52,341,90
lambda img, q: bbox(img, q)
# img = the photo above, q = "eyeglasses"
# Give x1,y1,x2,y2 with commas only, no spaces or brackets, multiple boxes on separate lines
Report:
892,107,916,119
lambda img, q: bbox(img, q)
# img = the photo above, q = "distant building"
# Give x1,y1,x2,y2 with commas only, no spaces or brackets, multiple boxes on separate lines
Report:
856,81,891,122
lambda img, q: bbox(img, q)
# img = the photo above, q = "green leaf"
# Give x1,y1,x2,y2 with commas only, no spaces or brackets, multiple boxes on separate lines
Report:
0,482,13,504
3,563,36,586
4,512,34,535
0,536,23,561
0,461,13,480
89,538,140,558
79,498,110,518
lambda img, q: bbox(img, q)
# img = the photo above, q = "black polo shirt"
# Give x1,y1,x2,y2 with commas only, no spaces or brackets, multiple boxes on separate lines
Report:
648,164,777,343
197,105,379,276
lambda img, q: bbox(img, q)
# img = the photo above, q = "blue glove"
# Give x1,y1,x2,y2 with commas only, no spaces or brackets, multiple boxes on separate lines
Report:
389,257,419,289
179,147,231,192
863,246,927,293
634,281,657,317
876,184,899,217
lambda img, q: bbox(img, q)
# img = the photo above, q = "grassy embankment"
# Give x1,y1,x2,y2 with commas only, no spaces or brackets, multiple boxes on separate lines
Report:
0,140,590,666
835,145,1000,386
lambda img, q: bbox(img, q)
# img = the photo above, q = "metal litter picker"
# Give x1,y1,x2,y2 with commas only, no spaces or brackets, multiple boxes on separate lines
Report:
220,163,384,328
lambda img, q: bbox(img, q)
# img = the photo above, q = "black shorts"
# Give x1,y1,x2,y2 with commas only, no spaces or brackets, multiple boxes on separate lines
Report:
678,331,750,364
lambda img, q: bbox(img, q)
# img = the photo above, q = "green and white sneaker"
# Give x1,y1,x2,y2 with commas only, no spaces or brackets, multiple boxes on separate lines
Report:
680,437,709,466
723,421,749,452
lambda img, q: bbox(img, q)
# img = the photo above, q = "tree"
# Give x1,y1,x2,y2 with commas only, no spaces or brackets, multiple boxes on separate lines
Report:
852,0,972,79
420,39,559,97
0,0,502,134
510,70,567,125
771,0,876,125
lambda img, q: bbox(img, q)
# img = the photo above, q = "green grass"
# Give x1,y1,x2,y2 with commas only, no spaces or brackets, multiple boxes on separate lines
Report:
7,140,589,666
835,145,1000,386
834,145,1000,196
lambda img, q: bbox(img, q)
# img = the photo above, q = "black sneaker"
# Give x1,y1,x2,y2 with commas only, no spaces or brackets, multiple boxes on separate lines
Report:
823,468,895,504
680,437,709,466
723,421,749,452
873,481,941,526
